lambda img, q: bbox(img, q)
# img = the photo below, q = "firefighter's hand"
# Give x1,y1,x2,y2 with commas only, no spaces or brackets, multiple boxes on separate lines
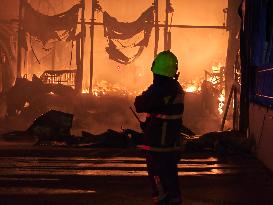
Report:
140,121,146,131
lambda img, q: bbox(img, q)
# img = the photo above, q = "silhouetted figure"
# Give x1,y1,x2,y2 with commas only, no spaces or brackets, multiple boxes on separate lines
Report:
134,51,184,205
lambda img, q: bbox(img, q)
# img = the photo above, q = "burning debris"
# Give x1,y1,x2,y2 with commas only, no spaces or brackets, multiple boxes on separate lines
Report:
181,64,225,116
28,110,73,143
1,109,144,147
91,80,140,97
40,69,77,88
0,0,234,143
0,109,254,156
0,70,227,136
0,61,229,138
5,75,74,118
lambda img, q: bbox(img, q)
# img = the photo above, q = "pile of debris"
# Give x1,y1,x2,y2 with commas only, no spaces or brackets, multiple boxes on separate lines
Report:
1,110,144,147
0,110,255,155
6,75,74,118
185,131,255,155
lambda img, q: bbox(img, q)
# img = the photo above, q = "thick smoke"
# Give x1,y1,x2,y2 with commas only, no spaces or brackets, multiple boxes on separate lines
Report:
0,0,228,135
71,95,142,135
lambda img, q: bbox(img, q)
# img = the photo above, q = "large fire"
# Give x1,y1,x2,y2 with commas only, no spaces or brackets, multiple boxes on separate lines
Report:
208,64,225,115
180,64,225,115
82,80,140,97
218,93,225,115
81,64,225,115
185,85,198,93
184,81,201,93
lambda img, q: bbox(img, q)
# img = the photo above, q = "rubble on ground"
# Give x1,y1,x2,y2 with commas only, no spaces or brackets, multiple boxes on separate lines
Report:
185,131,255,155
6,75,75,118
0,109,255,156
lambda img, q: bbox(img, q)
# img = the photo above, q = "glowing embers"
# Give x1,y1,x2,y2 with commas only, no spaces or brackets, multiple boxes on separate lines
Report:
182,63,226,115
82,80,140,96
206,64,225,115
184,81,201,93
207,64,225,85
82,88,89,94
24,102,30,108
218,92,225,115
185,86,197,93
92,80,127,96
79,63,226,115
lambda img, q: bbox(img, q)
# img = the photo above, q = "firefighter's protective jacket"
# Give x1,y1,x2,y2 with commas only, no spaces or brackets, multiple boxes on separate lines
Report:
134,75,185,152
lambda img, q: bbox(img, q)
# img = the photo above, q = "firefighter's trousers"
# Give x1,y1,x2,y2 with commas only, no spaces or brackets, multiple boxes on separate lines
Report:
146,151,182,205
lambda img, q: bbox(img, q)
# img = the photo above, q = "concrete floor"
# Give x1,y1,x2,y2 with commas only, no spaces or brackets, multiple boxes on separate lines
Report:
0,146,272,205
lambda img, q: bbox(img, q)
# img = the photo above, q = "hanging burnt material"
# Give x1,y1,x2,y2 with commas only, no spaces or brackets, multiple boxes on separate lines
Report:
0,24,16,62
0,23,17,92
103,6,154,64
22,2,81,45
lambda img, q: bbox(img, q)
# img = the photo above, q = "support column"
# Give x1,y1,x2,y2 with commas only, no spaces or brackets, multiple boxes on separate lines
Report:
164,0,170,51
225,0,241,99
154,0,159,58
17,0,24,78
239,0,249,133
75,0,85,93
89,0,95,93
52,43,56,70
80,0,85,92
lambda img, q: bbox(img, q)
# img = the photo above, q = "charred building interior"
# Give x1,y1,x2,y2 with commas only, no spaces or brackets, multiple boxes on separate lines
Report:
0,0,272,205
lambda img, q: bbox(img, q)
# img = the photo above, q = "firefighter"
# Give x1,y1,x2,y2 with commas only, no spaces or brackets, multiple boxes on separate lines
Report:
134,50,184,205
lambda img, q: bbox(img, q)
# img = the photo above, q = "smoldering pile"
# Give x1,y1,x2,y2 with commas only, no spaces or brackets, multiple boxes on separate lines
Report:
0,75,139,134
0,74,225,136
0,75,254,155
0,110,255,156
0,110,144,148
